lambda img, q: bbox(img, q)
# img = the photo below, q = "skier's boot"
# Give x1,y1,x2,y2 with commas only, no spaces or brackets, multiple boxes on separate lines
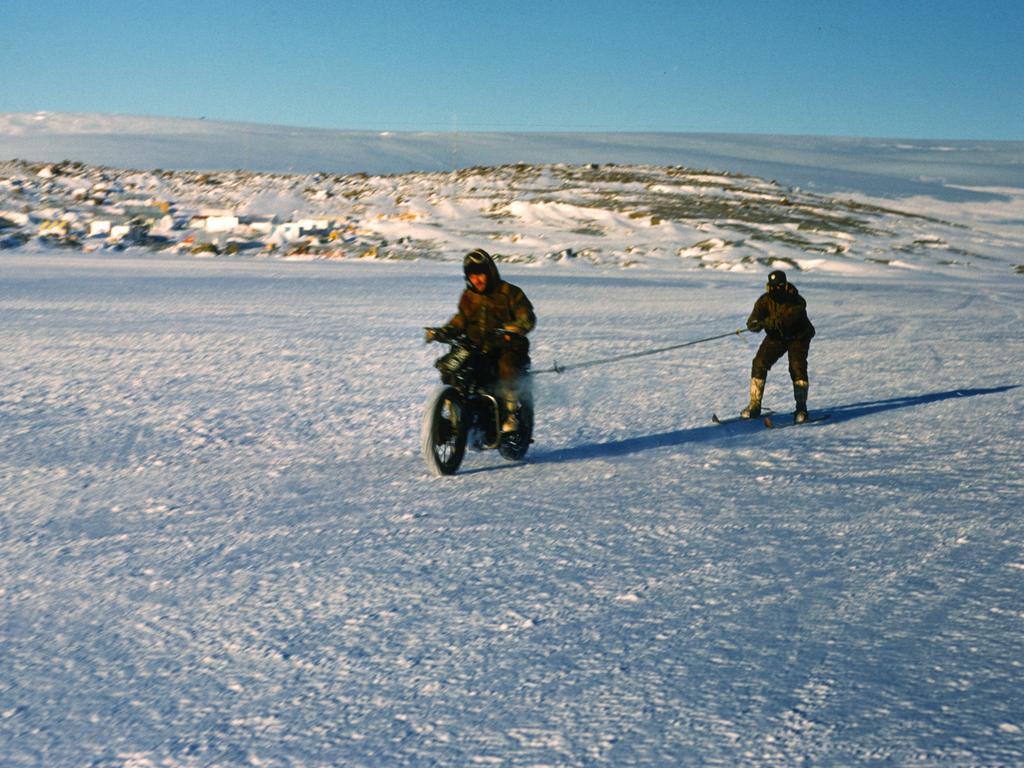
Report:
740,377,766,419
501,399,519,433
793,379,809,424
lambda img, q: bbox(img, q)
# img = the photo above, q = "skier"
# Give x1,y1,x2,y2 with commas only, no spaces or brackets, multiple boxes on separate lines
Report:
741,269,816,423
425,248,536,432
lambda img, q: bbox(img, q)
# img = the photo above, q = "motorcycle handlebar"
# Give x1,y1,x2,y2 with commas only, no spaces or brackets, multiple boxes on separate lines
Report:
424,326,461,344
424,326,524,346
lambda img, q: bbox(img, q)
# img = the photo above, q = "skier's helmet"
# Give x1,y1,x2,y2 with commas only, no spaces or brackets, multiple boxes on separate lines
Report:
767,270,788,291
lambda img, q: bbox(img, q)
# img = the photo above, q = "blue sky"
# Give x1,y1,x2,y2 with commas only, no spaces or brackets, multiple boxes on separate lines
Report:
3,0,1022,140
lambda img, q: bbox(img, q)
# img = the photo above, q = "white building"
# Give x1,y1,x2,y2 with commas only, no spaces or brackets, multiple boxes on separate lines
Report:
204,215,240,233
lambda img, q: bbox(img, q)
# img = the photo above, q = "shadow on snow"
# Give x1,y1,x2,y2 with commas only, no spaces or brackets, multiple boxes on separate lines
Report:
528,385,1020,466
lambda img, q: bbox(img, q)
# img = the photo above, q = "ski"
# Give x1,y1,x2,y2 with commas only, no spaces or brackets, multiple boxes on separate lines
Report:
712,409,774,426
763,413,831,429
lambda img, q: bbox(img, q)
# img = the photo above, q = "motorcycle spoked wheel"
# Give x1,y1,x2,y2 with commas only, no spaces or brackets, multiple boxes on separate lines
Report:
421,385,468,476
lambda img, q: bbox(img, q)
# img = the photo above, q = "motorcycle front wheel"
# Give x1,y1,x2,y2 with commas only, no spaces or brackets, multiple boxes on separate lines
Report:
421,385,468,476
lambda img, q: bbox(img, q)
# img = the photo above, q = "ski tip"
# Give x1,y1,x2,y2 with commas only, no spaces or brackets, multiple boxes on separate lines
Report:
712,413,721,424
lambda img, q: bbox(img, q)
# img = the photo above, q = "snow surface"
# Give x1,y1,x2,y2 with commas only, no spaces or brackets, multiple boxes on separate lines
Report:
2,117,1024,765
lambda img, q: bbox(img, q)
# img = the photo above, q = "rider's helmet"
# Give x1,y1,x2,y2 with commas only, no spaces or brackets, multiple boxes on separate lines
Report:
767,269,788,293
463,248,497,293
463,248,491,276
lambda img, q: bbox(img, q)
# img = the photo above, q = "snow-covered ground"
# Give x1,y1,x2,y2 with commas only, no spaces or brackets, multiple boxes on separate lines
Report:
2,117,1023,765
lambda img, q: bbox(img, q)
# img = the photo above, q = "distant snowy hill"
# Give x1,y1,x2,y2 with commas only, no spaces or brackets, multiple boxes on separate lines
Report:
3,111,1023,278
2,111,1022,200
4,155,1022,277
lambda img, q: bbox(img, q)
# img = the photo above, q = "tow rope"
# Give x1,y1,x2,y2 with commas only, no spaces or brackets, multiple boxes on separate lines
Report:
533,328,749,375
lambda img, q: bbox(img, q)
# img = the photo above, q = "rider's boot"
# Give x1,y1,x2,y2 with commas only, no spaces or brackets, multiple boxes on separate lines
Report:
741,377,766,419
501,399,519,433
793,379,809,423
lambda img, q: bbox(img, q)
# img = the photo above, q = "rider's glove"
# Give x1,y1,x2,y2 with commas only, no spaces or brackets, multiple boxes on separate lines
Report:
424,327,438,343
746,319,763,332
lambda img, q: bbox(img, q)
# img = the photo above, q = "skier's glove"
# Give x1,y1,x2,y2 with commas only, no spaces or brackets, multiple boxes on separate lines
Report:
424,327,440,343
747,319,763,332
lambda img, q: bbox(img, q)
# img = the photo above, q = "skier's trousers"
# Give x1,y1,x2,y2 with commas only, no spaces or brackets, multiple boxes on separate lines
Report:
751,337,811,382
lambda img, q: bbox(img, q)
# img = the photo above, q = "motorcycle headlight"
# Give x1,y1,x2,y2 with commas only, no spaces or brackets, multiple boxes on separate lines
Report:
437,346,471,374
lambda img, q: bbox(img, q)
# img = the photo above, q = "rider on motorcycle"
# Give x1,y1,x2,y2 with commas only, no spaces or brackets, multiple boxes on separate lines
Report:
425,248,536,431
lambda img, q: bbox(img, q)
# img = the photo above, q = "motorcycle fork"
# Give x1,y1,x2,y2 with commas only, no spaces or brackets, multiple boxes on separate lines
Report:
476,393,502,449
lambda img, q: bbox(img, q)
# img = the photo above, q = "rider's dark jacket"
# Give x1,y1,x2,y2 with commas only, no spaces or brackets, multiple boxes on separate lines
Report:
746,283,815,342
444,254,535,355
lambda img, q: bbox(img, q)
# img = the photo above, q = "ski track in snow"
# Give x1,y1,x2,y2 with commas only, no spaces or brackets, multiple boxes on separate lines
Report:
2,253,1023,766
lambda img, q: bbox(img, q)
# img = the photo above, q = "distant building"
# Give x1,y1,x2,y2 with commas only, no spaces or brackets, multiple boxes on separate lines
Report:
108,222,149,243
39,219,70,238
238,215,277,235
204,215,240,233
0,211,30,227
123,203,168,224
89,220,113,237
297,218,332,232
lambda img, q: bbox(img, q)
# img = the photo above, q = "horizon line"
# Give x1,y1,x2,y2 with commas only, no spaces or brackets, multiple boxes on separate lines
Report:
3,110,1022,144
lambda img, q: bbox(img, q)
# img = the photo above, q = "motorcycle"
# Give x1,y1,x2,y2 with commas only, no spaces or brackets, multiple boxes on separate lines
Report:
421,327,534,476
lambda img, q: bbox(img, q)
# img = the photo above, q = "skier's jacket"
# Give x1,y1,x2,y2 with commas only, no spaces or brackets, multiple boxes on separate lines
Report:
746,283,815,342
443,252,535,355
